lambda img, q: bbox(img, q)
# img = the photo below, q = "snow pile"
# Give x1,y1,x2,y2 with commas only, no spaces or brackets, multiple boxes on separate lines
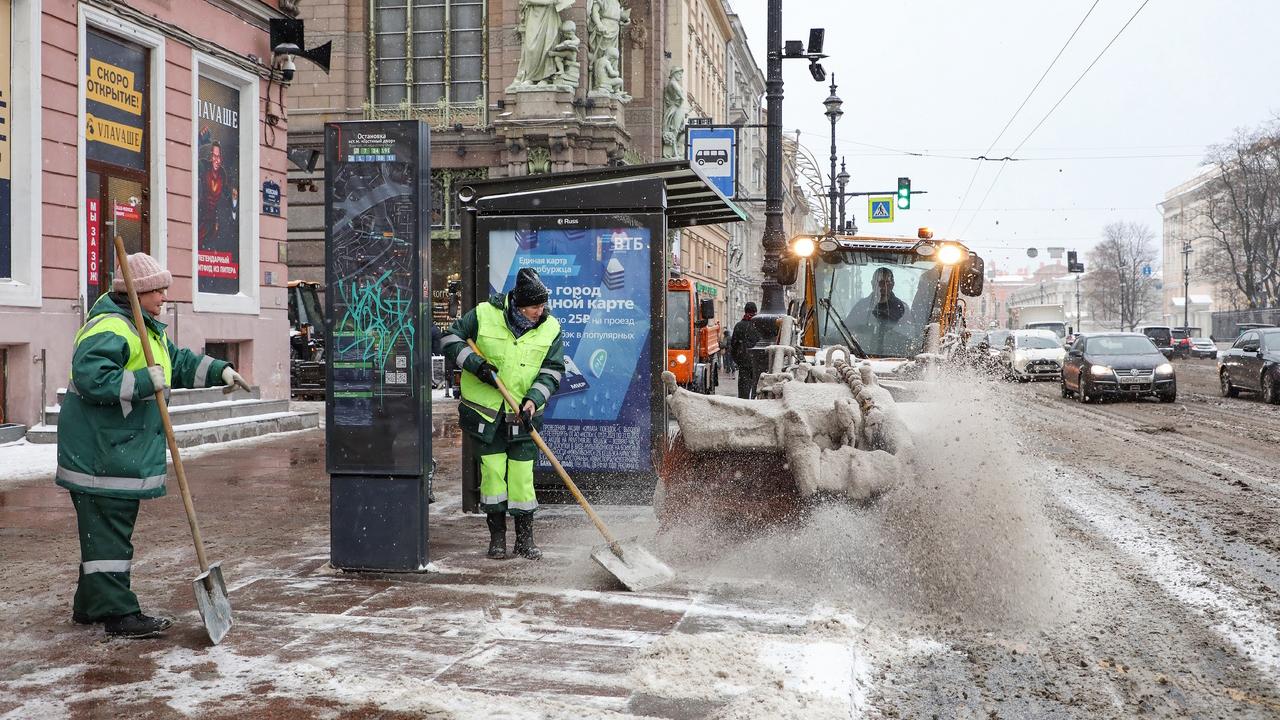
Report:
630,630,863,719
663,362,914,500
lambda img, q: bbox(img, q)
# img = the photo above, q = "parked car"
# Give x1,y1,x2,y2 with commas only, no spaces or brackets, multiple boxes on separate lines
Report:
1141,325,1175,359
986,329,1012,361
1189,337,1218,359
1003,329,1067,382
1217,328,1280,404
1061,332,1176,403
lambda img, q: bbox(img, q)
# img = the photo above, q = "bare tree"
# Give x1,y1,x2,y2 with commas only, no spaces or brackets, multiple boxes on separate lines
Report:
1084,222,1161,330
1197,119,1280,309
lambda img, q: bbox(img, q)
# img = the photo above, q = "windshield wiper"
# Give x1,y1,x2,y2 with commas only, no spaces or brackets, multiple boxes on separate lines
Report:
818,297,866,358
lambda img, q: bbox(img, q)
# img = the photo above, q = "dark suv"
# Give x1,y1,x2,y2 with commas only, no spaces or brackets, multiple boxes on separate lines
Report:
1141,326,1174,359
1218,328,1280,404
1061,332,1176,403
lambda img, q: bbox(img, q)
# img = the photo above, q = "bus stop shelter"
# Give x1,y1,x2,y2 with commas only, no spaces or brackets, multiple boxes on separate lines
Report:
455,160,745,511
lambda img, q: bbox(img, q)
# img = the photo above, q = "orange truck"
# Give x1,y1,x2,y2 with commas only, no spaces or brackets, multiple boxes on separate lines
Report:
666,276,721,394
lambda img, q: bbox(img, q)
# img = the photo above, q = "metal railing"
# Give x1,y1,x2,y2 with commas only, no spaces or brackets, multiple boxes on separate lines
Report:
363,98,487,130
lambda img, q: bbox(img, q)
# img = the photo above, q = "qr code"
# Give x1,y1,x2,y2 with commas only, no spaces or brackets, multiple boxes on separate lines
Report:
396,356,408,369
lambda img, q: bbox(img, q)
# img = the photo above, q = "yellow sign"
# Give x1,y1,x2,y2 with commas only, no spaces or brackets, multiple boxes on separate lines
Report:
86,113,143,153
868,196,894,223
86,58,143,115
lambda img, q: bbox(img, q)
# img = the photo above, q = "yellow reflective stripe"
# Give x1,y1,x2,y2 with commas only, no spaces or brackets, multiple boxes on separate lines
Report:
57,465,166,492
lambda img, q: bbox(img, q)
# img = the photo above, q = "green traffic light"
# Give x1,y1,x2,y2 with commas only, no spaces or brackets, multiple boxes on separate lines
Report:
896,177,911,210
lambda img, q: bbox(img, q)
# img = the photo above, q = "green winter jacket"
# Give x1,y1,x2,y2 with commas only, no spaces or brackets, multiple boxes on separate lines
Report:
440,293,565,440
56,293,232,500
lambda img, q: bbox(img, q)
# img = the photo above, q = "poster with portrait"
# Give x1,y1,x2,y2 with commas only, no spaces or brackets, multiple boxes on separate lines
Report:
196,75,241,294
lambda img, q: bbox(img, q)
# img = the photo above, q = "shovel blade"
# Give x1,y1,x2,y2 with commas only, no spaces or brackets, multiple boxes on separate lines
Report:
590,541,675,592
192,562,233,645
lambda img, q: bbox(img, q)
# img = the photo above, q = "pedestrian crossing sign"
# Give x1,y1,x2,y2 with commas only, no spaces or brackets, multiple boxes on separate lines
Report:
869,197,894,223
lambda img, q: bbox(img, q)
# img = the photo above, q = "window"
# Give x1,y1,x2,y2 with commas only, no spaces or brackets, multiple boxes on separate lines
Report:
372,0,485,106
191,53,260,313
0,0,44,306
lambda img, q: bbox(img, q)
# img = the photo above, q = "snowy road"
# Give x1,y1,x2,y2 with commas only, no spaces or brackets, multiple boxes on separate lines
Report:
1,362,1278,718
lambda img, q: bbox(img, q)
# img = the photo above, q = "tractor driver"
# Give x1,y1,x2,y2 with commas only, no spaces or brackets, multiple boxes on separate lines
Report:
845,267,912,355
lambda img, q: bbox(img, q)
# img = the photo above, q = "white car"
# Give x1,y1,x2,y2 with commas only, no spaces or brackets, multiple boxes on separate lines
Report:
1003,329,1067,382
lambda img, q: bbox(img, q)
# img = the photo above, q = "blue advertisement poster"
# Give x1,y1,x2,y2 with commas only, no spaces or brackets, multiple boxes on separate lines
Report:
488,222,653,474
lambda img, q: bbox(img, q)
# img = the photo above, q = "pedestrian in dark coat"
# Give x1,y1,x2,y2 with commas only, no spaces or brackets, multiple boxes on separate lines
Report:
730,302,764,399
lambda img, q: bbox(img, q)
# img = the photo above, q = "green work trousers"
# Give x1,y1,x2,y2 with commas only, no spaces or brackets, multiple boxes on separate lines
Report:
478,422,539,517
70,491,142,620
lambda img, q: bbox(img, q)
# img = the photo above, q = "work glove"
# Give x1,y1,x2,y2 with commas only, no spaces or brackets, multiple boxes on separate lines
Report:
518,400,536,432
474,360,500,388
146,365,168,392
222,367,251,394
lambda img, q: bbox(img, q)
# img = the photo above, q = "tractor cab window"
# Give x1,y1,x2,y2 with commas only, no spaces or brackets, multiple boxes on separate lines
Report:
814,252,944,358
667,290,691,349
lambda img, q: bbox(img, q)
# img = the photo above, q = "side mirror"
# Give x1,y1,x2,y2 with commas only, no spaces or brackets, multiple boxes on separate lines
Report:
960,253,985,296
1068,349,1082,357
699,298,715,321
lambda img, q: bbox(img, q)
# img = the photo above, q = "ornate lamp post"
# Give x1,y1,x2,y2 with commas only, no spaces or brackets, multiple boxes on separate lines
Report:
836,158,850,233
823,77,843,231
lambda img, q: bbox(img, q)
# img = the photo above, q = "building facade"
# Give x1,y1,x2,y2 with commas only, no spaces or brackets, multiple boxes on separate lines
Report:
286,0,677,322
722,4,764,320
0,0,293,429
1161,165,1229,332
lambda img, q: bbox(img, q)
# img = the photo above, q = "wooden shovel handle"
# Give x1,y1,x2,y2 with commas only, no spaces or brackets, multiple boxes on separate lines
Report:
112,237,211,574
467,340,620,550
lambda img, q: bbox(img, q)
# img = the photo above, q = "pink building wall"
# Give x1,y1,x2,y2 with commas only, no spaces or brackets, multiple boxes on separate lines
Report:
0,0,292,428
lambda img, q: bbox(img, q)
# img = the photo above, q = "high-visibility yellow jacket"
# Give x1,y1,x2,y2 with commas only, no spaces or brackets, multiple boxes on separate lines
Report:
56,293,231,499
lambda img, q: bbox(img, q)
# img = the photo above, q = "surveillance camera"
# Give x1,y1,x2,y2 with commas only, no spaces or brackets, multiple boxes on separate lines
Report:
273,42,300,82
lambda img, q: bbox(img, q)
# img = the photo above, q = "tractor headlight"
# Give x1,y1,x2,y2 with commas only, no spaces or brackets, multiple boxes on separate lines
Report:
1090,364,1112,377
676,354,688,364
937,244,965,265
1156,363,1174,376
791,236,817,258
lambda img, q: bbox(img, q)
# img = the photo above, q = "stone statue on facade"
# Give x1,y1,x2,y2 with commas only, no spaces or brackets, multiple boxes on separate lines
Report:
587,0,630,98
661,66,689,158
509,0,576,91
548,20,581,89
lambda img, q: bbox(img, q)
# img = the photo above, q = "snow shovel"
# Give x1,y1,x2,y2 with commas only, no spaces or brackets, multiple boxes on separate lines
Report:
467,341,675,592
113,237,232,644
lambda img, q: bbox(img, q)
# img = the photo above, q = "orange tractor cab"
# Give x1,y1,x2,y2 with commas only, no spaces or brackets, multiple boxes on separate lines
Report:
666,276,721,394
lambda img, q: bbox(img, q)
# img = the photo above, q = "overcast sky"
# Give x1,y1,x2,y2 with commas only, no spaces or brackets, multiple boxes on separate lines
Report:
733,0,1280,275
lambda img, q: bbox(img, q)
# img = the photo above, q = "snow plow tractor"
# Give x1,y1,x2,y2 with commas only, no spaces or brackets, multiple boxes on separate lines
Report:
658,230,985,532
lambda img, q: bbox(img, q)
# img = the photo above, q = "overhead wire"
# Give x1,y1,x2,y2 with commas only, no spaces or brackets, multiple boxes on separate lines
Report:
948,0,1101,233
958,0,1153,239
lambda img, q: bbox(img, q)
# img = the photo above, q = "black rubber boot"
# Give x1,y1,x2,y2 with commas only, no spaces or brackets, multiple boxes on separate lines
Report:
72,612,97,625
104,612,174,639
486,512,507,560
513,515,543,560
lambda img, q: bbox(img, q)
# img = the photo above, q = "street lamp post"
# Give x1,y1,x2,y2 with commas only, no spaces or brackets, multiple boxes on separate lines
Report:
1182,241,1192,331
836,158,849,232
760,0,787,314
823,76,843,232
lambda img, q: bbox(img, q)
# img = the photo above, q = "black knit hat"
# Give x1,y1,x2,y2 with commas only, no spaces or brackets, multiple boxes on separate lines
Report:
744,301,757,313
510,267,549,307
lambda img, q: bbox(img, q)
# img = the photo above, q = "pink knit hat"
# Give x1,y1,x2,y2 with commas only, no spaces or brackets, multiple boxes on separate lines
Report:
112,252,172,293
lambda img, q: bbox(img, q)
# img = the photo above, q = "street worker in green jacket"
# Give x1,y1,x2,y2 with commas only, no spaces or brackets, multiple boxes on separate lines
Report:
57,252,250,639
441,268,565,561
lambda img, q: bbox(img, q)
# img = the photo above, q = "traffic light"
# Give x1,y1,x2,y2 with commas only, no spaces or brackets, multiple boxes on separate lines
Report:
896,177,911,210
1067,250,1085,273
